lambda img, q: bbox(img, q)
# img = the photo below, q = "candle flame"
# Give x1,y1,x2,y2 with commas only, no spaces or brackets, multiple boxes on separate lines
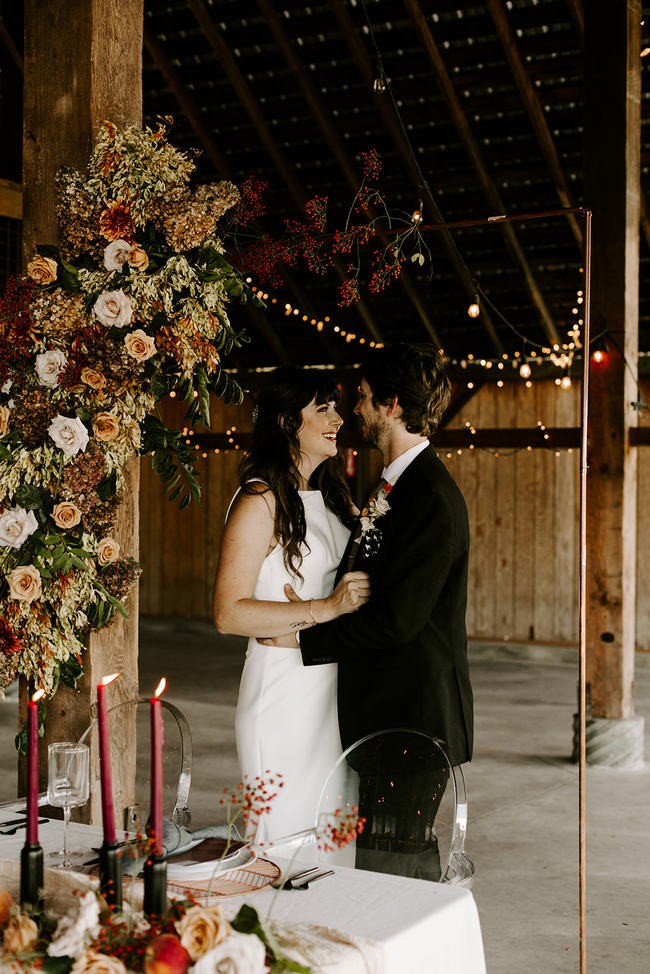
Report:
154,677,166,698
101,672,120,687
32,689,45,703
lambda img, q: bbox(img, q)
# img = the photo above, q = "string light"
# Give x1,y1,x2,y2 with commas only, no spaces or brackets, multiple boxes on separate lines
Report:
467,296,480,318
519,362,531,379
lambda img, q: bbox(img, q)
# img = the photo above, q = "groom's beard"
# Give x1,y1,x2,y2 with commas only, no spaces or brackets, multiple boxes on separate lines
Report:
360,416,382,447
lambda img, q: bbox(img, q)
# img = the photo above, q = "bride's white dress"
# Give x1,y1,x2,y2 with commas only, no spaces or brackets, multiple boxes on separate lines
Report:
234,488,350,842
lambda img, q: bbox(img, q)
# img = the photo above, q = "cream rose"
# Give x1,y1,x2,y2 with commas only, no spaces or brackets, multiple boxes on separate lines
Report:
3,913,39,953
7,565,42,603
92,413,120,442
96,537,120,565
35,348,68,389
176,905,230,961
103,240,131,273
52,501,82,530
27,255,58,285
127,244,149,270
0,404,11,436
0,506,38,549
80,367,107,390
190,930,266,974
48,414,90,456
93,289,133,329
124,328,156,362
70,951,127,974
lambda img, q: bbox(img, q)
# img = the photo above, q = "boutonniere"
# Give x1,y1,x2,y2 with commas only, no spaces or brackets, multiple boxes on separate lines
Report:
358,482,393,558
359,481,393,535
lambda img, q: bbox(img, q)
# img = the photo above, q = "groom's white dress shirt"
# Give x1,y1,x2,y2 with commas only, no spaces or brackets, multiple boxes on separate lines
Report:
381,439,429,485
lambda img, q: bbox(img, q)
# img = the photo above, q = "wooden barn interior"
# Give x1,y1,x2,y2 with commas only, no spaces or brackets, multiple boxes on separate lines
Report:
1,2,650,973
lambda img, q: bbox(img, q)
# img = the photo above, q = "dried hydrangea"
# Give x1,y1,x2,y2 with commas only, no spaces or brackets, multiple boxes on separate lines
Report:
147,182,240,252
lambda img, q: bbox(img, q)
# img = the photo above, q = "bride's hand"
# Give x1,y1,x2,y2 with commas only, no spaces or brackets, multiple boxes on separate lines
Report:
326,571,371,617
284,572,370,623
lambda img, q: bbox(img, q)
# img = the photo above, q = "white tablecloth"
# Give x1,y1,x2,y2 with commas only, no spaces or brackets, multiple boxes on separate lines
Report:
0,805,486,974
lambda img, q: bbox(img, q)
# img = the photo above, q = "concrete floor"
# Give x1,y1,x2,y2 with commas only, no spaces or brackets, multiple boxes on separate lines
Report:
2,620,649,974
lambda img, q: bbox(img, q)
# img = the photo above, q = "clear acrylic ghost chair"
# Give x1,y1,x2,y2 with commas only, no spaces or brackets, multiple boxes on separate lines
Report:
265,728,473,887
78,697,193,830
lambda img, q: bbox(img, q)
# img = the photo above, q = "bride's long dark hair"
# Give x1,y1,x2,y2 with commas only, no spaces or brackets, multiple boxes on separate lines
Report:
238,366,355,578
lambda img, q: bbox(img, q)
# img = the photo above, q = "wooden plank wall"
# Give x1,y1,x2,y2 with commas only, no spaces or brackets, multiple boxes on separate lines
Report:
139,378,650,649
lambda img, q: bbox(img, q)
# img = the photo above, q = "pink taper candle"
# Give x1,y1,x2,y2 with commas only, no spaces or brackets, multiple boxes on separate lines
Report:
27,690,45,844
150,678,166,855
97,673,119,844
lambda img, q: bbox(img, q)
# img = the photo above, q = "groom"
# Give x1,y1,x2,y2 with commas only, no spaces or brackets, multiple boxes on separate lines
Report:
298,343,473,765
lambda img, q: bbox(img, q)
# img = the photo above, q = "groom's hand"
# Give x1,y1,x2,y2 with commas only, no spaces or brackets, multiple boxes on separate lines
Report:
284,583,303,603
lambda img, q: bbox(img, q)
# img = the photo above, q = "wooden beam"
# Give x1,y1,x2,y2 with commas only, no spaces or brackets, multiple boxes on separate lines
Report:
22,0,144,822
485,0,583,248
0,18,23,74
186,0,384,345
0,179,22,220
255,0,440,346
584,1,641,723
192,426,581,451
568,0,650,250
328,0,504,355
404,0,561,346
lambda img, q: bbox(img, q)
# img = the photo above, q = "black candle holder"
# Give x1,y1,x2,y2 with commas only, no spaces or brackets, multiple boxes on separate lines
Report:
143,853,167,919
99,840,123,910
20,843,43,912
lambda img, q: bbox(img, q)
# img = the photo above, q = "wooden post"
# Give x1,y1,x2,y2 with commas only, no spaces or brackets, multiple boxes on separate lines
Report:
583,0,643,765
21,0,144,821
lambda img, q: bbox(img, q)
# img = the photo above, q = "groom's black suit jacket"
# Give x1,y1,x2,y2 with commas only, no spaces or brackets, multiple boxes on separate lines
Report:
300,444,473,764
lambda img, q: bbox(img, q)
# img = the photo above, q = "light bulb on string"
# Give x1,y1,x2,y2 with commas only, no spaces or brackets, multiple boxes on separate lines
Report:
467,295,480,318
411,200,424,225
519,362,531,379
560,375,572,390
373,72,386,93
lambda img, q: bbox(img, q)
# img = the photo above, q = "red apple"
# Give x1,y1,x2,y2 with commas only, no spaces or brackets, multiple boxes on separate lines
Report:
0,889,14,930
144,933,191,974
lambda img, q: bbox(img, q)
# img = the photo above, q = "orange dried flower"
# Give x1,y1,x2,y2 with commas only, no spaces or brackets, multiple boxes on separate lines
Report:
99,200,134,242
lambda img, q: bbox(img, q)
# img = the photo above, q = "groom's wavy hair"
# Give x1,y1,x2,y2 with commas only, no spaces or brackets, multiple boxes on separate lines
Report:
361,343,451,436
239,366,355,579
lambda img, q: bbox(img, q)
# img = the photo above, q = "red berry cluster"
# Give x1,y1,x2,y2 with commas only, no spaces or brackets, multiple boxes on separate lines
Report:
219,772,284,829
317,806,366,852
369,246,406,293
231,175,269,227
0,275,36,384
359,148,382,183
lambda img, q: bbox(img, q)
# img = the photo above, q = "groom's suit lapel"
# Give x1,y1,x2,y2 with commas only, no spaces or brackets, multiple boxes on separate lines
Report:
343,444,437,576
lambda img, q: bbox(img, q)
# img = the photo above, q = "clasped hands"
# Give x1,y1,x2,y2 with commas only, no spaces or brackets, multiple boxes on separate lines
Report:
257,571,370,648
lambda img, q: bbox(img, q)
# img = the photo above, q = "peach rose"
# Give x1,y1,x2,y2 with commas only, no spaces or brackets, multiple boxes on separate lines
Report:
81,367,107,390
0,889,13,930
175,905,230,961
7,565,42,603
70,951,127,974
128,244,149,270
52,501,82,530
92,413,120,441
97,537,120,566
27,255,58,285
3,913,39,953
0,405,10,437
124,329,157,362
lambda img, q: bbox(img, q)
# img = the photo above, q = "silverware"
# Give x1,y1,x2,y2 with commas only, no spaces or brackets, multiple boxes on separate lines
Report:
0,819,48,836
293,868,335,890
271,865,319,889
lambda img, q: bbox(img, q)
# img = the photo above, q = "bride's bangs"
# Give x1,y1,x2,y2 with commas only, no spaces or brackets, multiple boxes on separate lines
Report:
309,374,340,408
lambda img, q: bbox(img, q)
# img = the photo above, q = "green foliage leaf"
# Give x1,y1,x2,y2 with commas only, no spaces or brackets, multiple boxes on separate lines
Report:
60,657,84,689
97,471,118,502
196,365,211,426
13,484,48,510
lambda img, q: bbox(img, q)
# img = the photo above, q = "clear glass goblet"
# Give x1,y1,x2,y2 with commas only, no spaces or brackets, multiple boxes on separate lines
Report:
47,742,90,868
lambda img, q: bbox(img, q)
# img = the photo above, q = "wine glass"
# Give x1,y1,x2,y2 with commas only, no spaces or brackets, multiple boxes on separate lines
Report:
47,742,90,868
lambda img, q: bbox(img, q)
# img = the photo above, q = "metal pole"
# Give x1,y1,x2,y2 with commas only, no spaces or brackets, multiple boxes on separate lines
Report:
578,209,592,974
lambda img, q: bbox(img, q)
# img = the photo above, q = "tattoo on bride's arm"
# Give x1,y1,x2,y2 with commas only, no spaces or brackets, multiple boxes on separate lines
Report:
290,619,310,630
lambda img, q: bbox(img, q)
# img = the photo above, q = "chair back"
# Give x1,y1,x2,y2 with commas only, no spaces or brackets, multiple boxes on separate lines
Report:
316,728,474,886
78,697,192,829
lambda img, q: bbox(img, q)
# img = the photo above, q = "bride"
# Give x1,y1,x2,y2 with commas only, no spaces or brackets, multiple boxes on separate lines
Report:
213,366,369,842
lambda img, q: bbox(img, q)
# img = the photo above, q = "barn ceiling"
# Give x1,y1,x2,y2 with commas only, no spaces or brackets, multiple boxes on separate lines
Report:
3,1,650,371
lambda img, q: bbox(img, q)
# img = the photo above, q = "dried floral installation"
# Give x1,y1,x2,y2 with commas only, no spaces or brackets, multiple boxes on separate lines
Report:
0,121,258,719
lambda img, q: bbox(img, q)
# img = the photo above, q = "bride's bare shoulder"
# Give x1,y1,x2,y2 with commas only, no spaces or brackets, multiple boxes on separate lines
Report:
229,481,276,521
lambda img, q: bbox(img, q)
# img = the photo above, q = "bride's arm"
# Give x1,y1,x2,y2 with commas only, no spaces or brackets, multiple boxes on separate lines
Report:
212,489,367,638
